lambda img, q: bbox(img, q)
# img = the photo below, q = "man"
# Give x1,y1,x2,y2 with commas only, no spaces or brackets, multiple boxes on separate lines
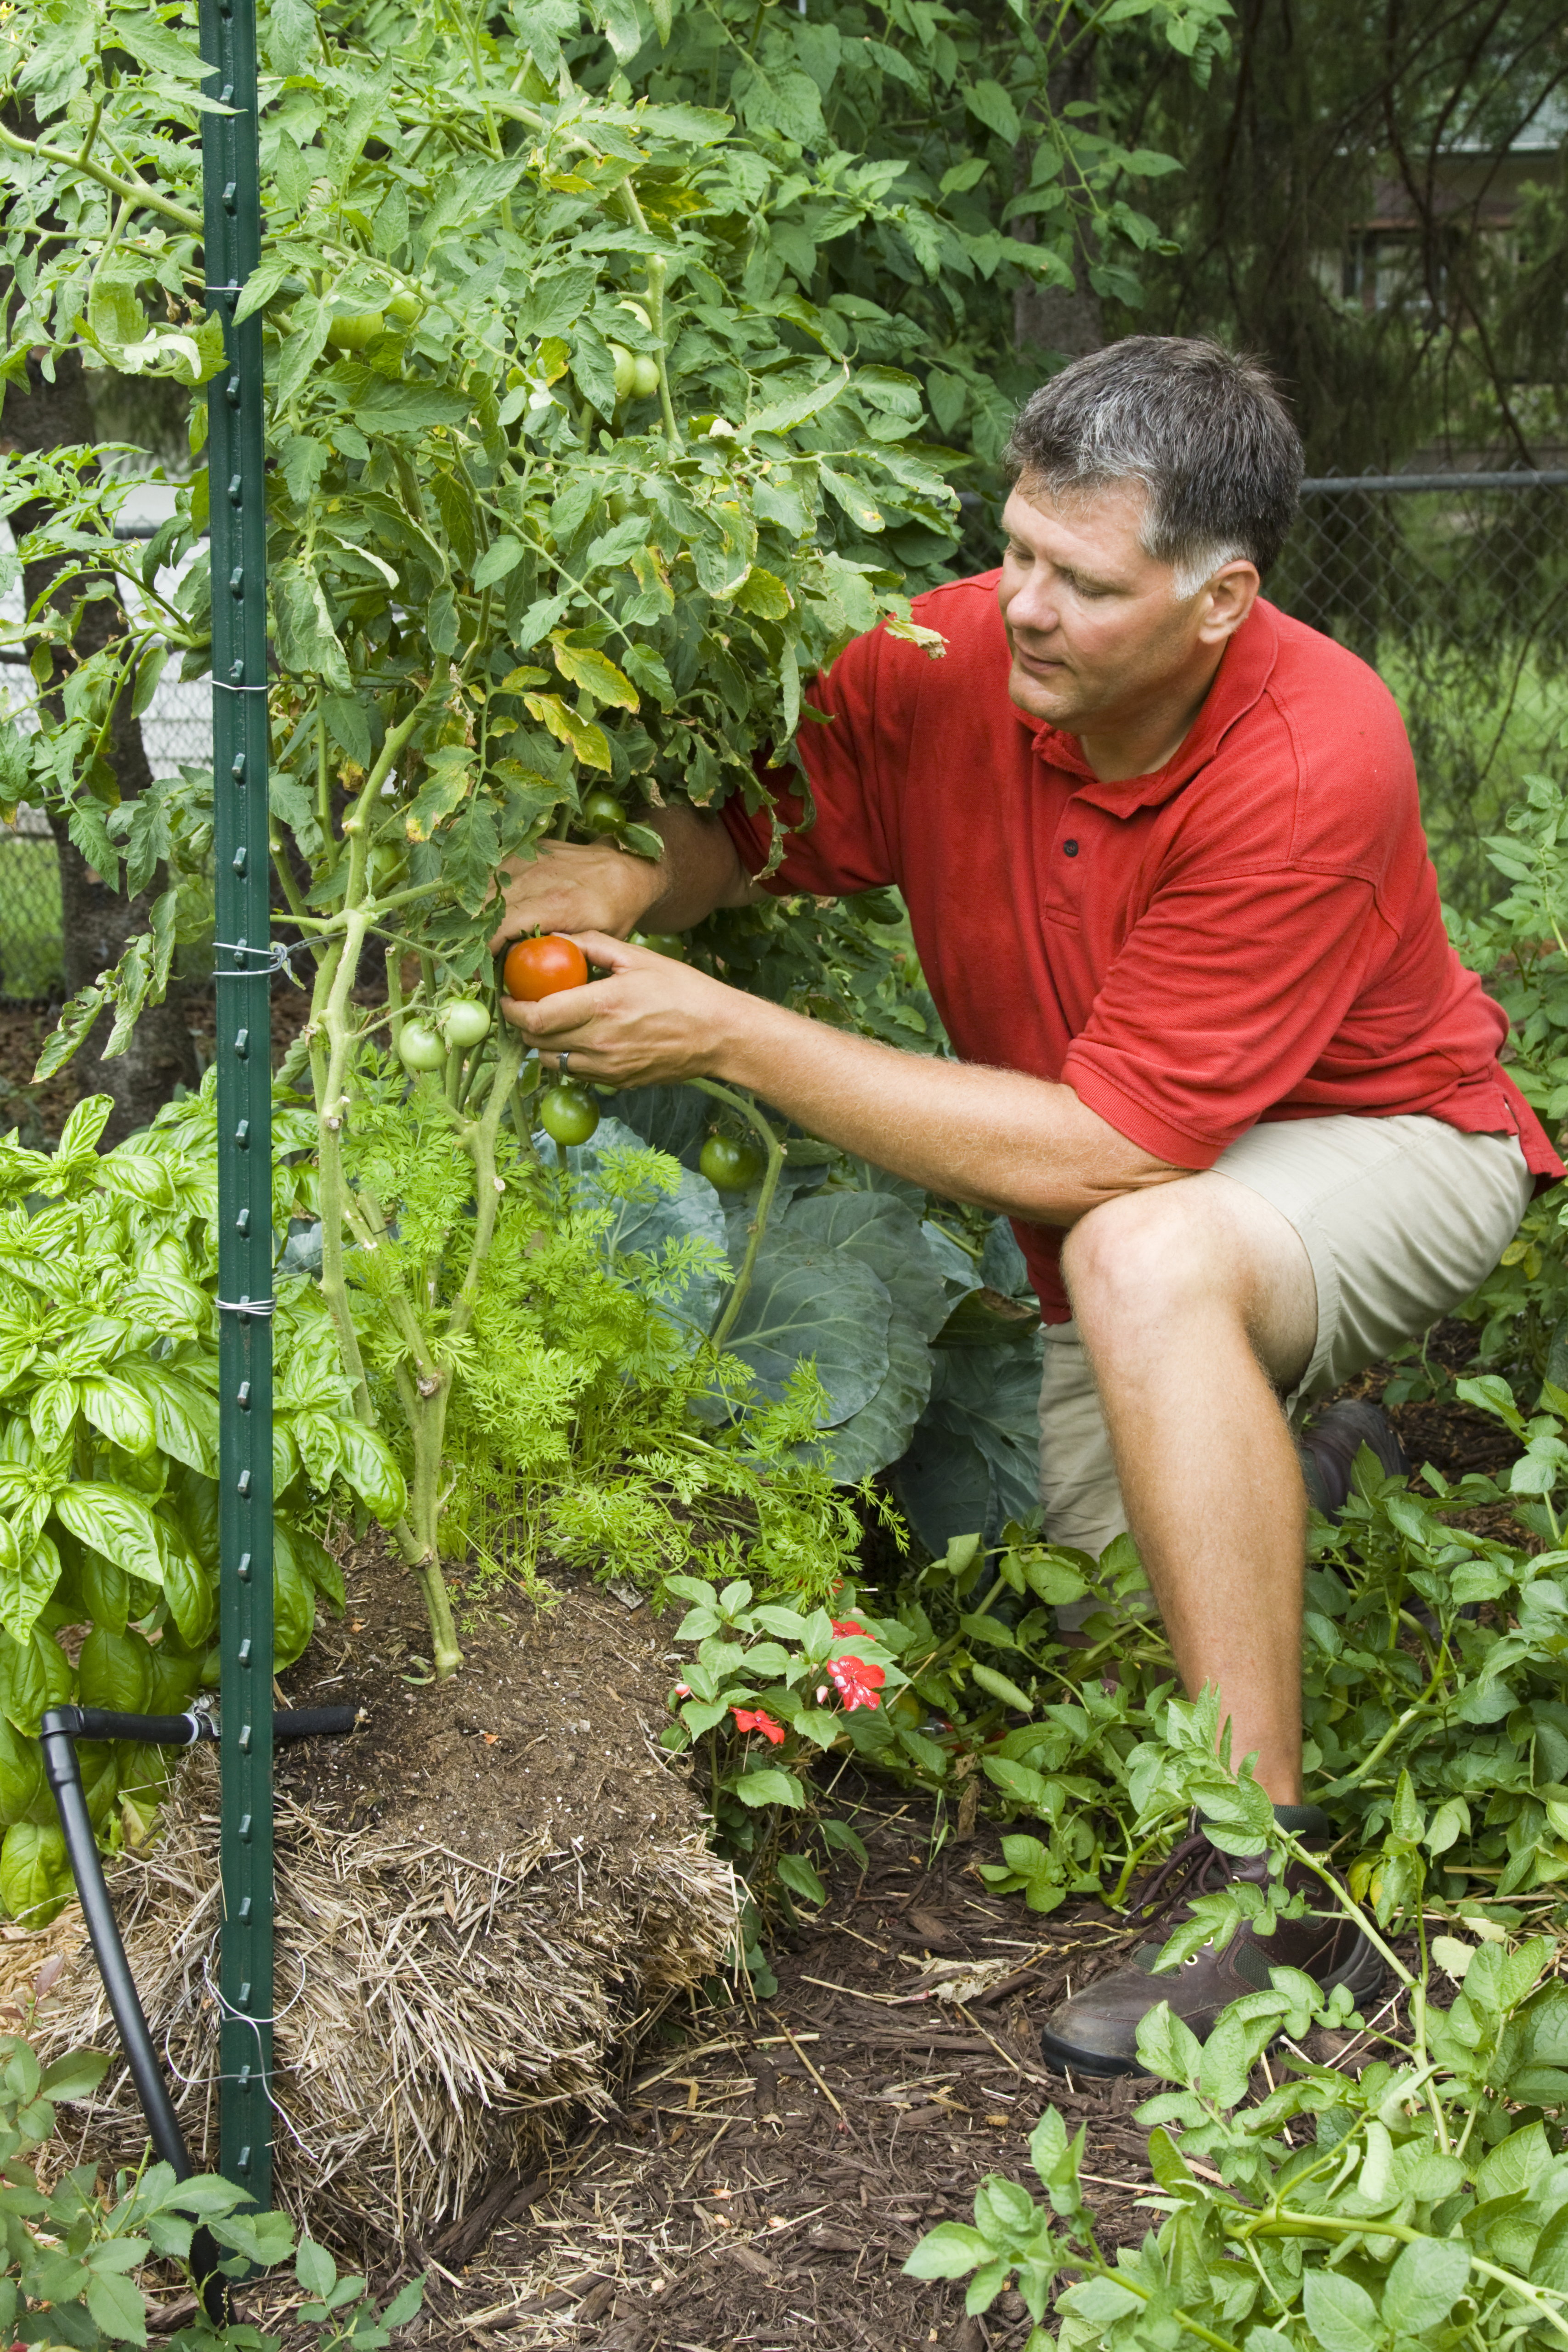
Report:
489,337,1561,2074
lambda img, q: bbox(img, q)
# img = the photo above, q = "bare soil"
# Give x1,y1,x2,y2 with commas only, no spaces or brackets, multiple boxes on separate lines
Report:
275,1535,694,1873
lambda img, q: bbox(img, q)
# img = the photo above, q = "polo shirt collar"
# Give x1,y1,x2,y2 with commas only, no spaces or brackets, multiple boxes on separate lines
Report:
1030,598,1282,814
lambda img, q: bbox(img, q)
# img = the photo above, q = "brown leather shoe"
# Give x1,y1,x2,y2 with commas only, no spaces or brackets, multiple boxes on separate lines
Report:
1038,1807,1384,2077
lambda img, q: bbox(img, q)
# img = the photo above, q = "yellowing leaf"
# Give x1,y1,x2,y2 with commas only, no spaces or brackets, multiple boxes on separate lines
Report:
498,665,551,691
523,693,612,772
549,635,639,712
734,568,792,619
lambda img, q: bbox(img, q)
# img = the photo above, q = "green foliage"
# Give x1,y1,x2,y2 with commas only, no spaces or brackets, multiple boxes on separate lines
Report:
0,1085,403,1913
1431,763,1568,1390
668,1385,1568,1929
0,2023,420,2347
904,1707,1568,2352
601,1079,1046,1548
345,1089,871,1600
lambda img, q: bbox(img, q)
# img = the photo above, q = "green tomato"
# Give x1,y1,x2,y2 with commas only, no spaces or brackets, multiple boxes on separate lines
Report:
440,999,491,1050
387,288,423,325
325,309,385,350
701,1134,764,1192
617,298,652,330
539,1084,600,1146
608,341,637,404
634,931,688,962
367,840,407,894
580,789,626,836
631,354,660,400
397,1019,445,1073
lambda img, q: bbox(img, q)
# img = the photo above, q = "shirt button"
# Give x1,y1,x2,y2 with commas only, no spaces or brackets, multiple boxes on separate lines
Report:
1063,839,1079,857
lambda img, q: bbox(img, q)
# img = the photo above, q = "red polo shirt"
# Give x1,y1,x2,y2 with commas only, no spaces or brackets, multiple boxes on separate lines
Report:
722,577,1562,1322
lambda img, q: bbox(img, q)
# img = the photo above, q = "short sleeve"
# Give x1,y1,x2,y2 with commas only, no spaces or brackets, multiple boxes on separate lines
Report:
721,627,897,896
1063,867,1390,1165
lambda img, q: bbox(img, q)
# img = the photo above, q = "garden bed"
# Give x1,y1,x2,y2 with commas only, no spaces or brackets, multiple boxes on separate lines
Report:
343,1775,1431,2352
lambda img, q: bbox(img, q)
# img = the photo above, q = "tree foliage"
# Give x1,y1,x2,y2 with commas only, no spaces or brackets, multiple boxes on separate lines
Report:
1115,0,1568,468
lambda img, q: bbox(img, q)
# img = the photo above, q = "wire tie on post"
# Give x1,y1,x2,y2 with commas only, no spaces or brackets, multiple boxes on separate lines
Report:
211,679,269,694
212,940,298,979
215,1297,276,1317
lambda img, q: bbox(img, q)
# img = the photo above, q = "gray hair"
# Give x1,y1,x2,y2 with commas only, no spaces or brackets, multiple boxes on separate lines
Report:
1005,337,1303,596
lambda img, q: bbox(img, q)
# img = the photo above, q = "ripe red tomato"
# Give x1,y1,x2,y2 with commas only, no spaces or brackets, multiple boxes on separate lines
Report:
502,934,589,1001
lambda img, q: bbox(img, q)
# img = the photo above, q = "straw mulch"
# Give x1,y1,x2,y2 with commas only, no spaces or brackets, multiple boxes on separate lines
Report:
35,1741,736,2247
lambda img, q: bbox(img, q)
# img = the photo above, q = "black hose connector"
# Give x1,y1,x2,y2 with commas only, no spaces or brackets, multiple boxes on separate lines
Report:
46,1707,212,1748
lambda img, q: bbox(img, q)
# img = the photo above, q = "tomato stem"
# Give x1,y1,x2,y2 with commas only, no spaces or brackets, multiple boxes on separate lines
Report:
693,1080,783,1352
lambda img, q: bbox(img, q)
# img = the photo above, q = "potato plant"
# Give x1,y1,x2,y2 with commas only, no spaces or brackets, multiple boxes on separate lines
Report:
0,2024,421,2347
905,1703,1568,2352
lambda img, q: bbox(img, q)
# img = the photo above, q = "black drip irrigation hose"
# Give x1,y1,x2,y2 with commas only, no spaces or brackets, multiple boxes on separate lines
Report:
40,1702,358,2321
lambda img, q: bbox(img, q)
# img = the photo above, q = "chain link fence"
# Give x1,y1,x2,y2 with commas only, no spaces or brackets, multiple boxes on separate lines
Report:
2,475,1566,995
1272,472,1568,915
0,509,213,998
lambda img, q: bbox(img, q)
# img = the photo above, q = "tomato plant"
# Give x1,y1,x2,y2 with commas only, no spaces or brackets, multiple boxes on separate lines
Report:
438,999,491,1051
577,789,627,837
0,0,1229,1678
396,1020,445,1073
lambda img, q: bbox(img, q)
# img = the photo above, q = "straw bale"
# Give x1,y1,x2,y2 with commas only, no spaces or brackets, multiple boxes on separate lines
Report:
34,1745,737,2245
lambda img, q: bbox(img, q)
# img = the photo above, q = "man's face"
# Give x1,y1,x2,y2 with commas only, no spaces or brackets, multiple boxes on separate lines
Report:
996,477,1237,735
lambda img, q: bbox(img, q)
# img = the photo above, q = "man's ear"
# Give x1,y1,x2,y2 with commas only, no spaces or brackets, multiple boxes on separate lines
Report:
1197,560,1261,645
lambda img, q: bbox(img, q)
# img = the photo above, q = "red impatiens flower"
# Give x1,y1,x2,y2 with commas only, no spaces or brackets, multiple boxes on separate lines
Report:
827,1655,885,1712
732,1707,785,1746
830,1617,868,1639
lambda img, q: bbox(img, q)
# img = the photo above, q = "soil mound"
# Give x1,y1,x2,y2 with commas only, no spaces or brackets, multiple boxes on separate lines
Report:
36,1550,736,2246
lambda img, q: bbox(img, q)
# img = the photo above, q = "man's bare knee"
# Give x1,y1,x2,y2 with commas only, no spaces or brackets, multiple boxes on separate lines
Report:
1062,1176,1315,1381
1062,1184,1220,1329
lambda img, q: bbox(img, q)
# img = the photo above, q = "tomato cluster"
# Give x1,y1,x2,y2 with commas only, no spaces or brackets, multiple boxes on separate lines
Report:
396,995,491,1072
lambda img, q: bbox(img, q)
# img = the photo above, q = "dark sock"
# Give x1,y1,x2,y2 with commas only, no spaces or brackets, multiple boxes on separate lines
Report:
1272,1802,1330,1837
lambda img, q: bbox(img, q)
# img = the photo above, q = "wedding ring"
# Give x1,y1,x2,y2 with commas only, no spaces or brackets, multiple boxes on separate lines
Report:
558,1050,570,1077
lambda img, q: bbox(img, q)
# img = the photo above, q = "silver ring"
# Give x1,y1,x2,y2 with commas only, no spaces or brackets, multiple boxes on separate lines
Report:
558,1050,570,1078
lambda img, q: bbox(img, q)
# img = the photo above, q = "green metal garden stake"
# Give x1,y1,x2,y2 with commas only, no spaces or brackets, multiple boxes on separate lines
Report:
200,0,275,2211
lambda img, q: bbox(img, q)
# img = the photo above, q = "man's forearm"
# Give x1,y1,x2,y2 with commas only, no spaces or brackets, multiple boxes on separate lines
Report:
718,995,1186,1227
641,805,768,930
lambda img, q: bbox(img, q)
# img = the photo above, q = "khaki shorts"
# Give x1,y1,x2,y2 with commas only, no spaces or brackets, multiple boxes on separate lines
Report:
1040,1112,1534,1577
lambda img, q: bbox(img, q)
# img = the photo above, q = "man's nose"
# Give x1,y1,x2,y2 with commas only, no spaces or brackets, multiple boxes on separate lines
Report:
1006,569,1059,637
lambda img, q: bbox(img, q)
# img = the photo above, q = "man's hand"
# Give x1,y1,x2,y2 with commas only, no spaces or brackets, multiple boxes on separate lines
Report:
487,840,665,953
499,931,755,1084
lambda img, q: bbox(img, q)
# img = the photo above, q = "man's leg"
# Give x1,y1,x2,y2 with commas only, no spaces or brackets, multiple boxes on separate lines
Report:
1035,1117,1533,2075
1060,1171,1317,1801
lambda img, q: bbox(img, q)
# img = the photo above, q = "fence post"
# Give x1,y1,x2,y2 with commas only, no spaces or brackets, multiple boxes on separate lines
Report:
200,0,275,2211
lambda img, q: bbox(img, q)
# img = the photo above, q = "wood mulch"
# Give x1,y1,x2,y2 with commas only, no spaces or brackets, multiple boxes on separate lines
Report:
339,1787,1429,2352
363,1796,1156,2352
